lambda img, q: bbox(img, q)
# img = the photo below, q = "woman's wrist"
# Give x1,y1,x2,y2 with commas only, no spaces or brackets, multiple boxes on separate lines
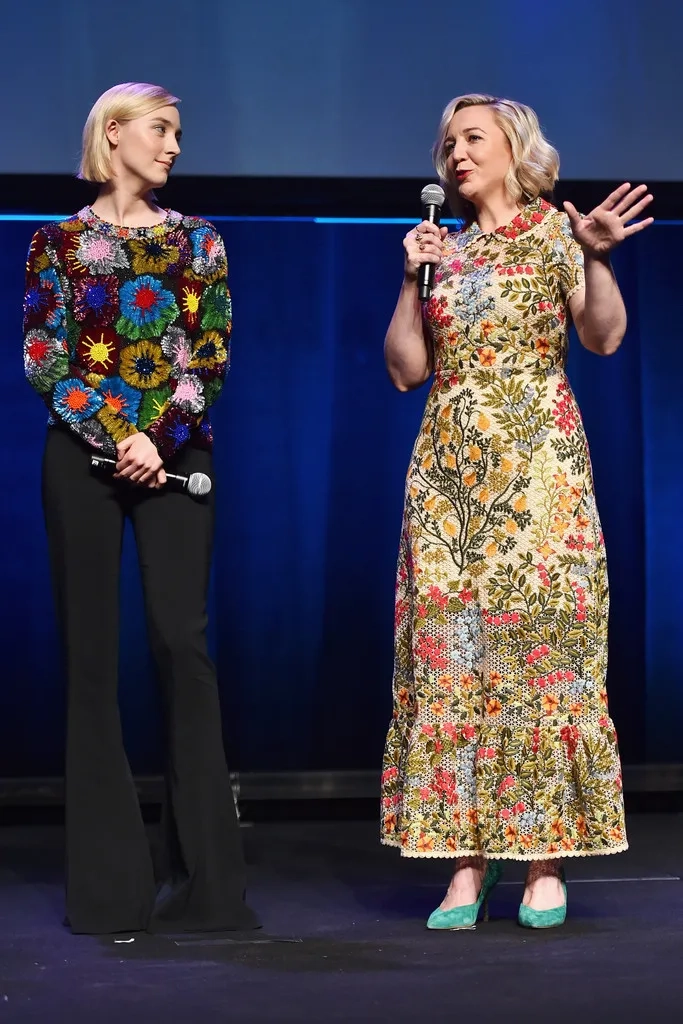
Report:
581,248,612,267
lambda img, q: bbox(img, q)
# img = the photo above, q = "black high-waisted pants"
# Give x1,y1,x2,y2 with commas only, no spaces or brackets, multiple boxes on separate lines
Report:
42,427,259,934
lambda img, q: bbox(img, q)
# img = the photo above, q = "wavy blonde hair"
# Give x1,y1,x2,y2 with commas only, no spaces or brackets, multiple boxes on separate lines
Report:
432,94,559,217
79,82,180,183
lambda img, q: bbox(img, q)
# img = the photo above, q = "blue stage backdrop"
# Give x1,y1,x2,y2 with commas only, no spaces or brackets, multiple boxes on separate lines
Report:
2,0,682,182
0,217,680,776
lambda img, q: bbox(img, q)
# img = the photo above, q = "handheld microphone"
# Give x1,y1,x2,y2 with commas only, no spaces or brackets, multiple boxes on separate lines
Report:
90,455,212,498
418,183,446,303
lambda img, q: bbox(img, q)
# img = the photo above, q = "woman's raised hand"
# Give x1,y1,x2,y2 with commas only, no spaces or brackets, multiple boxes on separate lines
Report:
564,183,654,256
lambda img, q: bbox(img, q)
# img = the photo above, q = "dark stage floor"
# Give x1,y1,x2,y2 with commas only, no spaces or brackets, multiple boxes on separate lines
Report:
0,812,681,1023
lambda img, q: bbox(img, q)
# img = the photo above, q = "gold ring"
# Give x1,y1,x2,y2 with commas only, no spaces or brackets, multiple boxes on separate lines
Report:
419,242,425,251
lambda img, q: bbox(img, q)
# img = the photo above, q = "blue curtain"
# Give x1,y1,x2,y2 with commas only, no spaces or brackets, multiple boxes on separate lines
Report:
0,217,679,775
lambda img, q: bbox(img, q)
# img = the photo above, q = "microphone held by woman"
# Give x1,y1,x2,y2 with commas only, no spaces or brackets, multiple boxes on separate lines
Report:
90,454,212,497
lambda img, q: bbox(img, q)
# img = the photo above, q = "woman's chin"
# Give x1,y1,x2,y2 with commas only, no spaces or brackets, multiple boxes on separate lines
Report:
143,166,170,189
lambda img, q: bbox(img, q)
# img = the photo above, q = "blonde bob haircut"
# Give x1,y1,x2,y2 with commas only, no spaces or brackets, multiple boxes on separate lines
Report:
79,82,180,183
432,94,559,217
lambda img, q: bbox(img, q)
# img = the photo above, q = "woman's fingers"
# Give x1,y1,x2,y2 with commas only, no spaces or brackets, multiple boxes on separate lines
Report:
619,193,653,222
415,220,442,237
563,200,581,225
600,182,632,210
612,184,648,216
112,453,166,488
404,249,442,268
413,243,442,257
405,234,443,257
147,471,166,489
116,458,161,483
623,216,655,237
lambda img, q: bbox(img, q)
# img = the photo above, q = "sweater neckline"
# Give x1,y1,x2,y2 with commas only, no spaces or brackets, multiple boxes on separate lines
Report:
77,205,183,238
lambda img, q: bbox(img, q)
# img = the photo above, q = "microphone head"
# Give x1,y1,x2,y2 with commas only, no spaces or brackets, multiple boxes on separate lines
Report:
420,183,446,208
187,472,212,497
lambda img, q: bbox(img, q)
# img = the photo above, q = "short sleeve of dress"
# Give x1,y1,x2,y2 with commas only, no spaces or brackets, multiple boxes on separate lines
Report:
553,212,585,303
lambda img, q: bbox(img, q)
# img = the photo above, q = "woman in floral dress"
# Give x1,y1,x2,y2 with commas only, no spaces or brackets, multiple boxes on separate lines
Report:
381,95,653,928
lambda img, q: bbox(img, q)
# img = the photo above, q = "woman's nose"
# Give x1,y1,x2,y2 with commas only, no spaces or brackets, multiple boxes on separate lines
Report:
453,139,467,163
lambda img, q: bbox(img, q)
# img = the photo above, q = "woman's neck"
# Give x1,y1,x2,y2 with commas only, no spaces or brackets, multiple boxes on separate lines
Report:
472,192,523,234
90,183,166,229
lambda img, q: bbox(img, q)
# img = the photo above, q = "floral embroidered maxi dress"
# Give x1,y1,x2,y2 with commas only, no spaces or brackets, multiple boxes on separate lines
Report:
381,198,627,861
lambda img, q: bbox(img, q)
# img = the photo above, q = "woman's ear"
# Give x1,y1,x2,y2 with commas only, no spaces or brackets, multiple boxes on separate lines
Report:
104,119,120,148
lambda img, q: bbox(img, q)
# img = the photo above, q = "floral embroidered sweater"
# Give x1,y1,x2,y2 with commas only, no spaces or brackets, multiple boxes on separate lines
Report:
23,206,231,460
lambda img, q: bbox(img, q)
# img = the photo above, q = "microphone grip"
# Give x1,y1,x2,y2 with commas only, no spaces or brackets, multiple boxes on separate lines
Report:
417,202,442,303
418,263,435,303
90,455,187,489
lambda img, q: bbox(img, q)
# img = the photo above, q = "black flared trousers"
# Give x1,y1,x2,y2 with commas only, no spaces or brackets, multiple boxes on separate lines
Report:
42,427,259,935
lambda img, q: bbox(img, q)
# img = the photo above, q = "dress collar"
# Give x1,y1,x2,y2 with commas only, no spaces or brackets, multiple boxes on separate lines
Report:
461,196,554,241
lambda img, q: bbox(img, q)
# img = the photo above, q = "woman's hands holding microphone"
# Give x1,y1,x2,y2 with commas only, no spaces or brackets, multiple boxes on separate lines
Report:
114,433,167,489
403,221,448,282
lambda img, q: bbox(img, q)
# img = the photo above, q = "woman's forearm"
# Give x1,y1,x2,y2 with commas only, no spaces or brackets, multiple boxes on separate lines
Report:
581,253,627,356
384,278,433,391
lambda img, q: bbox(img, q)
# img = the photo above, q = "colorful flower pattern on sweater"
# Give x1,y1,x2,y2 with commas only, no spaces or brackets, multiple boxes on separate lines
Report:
23,207,230,459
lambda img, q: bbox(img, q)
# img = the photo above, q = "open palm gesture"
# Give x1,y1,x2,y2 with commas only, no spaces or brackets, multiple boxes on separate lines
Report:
564,183,654,256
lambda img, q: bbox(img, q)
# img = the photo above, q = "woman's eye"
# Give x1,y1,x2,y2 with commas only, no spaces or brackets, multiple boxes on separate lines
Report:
154,126,165,134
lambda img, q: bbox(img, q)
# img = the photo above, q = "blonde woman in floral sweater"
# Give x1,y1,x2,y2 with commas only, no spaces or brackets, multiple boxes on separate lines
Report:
24,83,258,935
381,95,653,929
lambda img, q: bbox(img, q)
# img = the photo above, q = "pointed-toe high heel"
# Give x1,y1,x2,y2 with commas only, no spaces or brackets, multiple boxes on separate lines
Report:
427,861,503,931
518,871,567,929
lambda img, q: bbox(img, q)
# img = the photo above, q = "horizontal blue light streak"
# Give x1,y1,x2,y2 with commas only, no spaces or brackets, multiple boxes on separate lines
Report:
1,214,680,226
